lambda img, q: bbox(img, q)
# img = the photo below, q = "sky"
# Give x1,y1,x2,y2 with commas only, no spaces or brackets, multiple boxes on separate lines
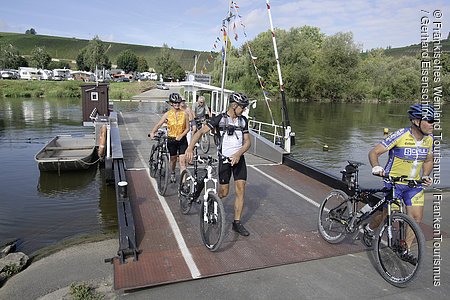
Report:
1,0,449,52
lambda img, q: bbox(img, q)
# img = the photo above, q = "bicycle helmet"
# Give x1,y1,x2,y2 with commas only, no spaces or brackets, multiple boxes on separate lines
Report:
228,92,249,107
168,93,182,103
407,104,435,121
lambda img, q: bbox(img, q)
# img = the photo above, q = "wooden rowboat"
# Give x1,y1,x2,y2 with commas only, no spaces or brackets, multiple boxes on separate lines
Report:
35,135,98,172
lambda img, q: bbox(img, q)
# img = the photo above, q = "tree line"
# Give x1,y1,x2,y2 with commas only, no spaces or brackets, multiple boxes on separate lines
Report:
211,26,450,102
2,26,449,102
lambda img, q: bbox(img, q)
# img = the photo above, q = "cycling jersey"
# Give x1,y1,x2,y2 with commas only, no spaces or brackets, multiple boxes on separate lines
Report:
207,113,249,158
381,127,433,181
166,110,187,138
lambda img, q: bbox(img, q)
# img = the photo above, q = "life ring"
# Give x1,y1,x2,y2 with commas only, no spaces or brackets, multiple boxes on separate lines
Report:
98,124,107,158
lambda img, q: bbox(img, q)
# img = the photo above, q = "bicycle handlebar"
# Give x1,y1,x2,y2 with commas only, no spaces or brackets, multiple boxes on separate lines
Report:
373,174,426,187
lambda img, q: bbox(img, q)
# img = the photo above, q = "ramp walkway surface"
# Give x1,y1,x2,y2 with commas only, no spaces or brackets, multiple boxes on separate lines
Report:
112,99,447,295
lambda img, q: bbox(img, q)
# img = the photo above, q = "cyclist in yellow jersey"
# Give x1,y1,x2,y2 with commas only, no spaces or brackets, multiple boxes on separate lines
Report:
364,104,434,263
149,93,189,183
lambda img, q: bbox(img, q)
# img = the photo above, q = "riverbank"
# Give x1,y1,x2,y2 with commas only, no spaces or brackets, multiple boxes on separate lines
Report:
0,80,155,99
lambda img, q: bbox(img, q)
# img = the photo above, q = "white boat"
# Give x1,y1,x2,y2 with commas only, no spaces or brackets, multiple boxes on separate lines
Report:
35,135,98,172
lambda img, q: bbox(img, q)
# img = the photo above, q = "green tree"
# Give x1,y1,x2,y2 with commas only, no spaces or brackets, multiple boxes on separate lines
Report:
156,45,185,80
76,48,89,71
117,49,138,73
30,46,51,69
357,48,393,100
0,43,27,69
25,28,37,35
76,36,111,72
313,32,361,101
137,56,149,72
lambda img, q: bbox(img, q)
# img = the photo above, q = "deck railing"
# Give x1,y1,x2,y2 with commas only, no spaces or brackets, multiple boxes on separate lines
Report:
249,119,293,153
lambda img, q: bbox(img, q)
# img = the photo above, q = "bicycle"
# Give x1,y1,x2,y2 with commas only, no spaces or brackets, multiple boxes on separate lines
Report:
148,128,170,196
195,117,210,154
178,145,225,251
317,160,425,288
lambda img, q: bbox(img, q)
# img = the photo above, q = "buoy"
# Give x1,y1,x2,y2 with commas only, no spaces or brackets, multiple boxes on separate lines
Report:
98,124,107,158
383,128,389,135
323,144,329,151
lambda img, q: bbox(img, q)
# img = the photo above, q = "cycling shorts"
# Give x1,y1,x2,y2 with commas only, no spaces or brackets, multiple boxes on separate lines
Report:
167,136,188,157
218,156,247,184
385,182,424,207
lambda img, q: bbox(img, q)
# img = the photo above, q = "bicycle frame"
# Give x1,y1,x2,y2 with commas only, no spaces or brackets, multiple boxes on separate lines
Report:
339,161,421,239
202,158,219,222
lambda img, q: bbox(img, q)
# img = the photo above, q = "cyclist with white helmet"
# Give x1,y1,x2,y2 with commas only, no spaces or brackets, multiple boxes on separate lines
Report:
186,92,252,236
149,93,190,183
364,104,434,263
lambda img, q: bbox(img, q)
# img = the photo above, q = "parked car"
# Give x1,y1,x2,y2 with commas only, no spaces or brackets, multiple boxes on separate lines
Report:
115,77,130,82
156,83,169,90
1,70,19,79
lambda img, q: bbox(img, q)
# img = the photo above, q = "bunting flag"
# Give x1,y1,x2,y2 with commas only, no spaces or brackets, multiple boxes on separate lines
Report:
231,0,275,125
199,1,277,126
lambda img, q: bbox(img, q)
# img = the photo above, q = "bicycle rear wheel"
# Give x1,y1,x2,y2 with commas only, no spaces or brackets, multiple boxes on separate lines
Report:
157,154,170,196
374,213,425,288
178,169,194,214
318,189,351,243
200,133,210,154
149,144,158,178
200,192,225,251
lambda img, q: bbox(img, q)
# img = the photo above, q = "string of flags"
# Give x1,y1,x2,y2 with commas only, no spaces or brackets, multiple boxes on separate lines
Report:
199,1,276,126
231,0,275,125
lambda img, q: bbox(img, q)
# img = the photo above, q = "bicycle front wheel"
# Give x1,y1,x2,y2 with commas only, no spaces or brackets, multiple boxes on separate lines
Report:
200,133,210,154
157,154,170,196
179,169,194,214
200,192,225,252
149,144,158,178
374,213,425,288
318,189,352,243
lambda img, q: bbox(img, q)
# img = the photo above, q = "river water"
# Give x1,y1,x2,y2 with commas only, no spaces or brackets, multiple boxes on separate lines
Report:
0,97,448,255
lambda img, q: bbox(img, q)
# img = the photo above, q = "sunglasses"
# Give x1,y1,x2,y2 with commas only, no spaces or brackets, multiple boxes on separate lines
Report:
425,119,435,124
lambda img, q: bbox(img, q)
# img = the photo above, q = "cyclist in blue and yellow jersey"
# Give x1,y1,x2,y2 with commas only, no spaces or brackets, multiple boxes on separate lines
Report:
149,93,190,183
364,104,434,262
185,92,251,236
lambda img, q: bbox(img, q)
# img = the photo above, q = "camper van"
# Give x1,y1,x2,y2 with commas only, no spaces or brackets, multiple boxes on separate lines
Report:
19,67,42,80
52,69,71,81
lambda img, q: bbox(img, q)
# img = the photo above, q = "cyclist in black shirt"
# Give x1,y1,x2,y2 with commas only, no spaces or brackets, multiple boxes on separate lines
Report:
186,92,251,236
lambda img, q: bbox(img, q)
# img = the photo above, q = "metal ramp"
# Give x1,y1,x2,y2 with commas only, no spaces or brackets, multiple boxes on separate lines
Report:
113,164,366,291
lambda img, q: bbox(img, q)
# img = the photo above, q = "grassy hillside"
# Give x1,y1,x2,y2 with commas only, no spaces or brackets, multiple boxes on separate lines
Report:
0,32,216,71
384,38,450,57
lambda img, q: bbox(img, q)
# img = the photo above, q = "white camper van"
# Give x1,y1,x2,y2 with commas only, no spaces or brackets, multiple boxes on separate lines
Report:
19,67,42,80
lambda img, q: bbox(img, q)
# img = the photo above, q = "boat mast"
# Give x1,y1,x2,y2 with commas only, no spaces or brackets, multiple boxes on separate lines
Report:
266,0,294,148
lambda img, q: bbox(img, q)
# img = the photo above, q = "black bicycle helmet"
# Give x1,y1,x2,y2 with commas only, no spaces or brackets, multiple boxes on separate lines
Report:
228,92,249,107
407,104,435,121
168,93,182,103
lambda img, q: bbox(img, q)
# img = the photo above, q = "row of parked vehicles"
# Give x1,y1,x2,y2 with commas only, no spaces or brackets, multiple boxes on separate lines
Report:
1,68,161,83
0,68,96,81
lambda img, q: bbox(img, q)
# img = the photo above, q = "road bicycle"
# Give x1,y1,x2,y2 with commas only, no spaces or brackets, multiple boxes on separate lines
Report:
148,128,170,196
178,146,225,251
317,160,425,288
195,118,211,154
